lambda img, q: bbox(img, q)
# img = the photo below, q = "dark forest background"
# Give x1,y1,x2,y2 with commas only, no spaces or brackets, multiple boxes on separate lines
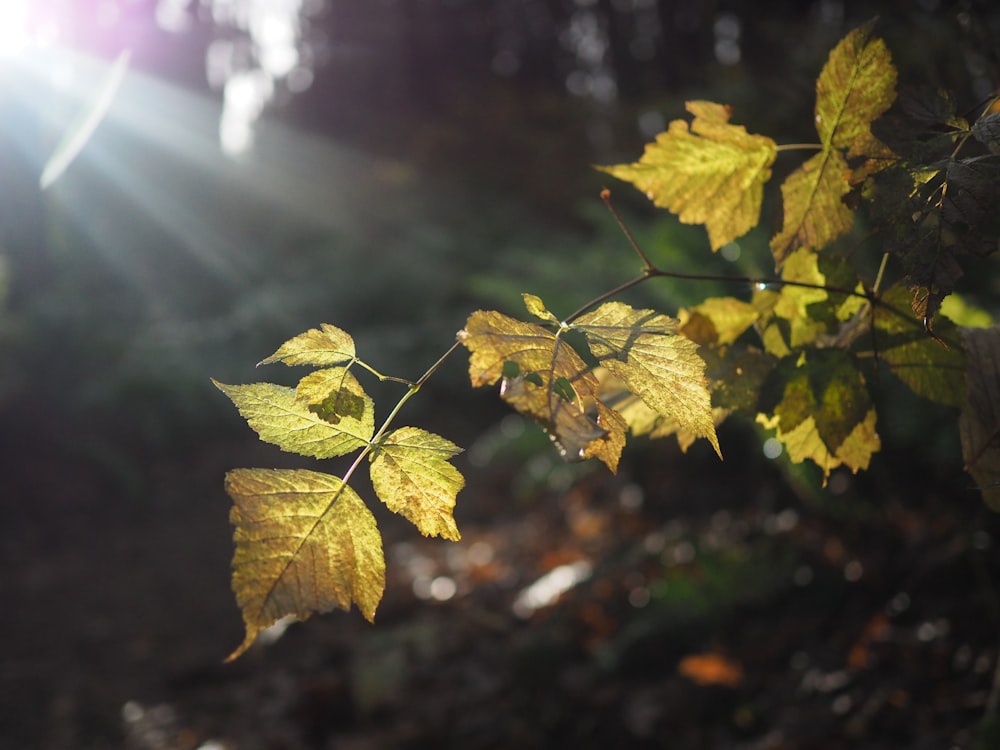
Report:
2,1,999,748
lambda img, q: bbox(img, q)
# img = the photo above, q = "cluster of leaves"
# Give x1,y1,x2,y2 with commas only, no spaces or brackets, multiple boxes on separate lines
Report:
600,19,996,481
216,20,1000,659
212,326,465,660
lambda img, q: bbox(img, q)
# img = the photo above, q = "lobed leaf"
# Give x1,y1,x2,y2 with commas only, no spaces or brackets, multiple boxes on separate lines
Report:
815,19,897,155
224,468,385,661
874,285,966,406
770,150,854,267
259,323,356,367
772,21,895,265
759,408,879,480
598,100,777,250
573,301,721,457
458,308,626,470
370,427,464,540
295,367,375,425
679,297,760,347
213,380,373,458
758,349,879,479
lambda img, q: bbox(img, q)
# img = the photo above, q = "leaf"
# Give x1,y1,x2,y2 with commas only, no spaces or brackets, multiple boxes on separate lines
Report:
598,101,777,250
573,301,721,457
679,297,759,347
370,427,464,540
874,285,966,406
225,468,385,661
295,367,374,424
259,324,356,367
815,19,897,156
872,87,969,163
458,308,626,470
758,408,879,480
213,380,373,458
972,110,1000,154
871,158,1000,324
40,50,131,189
770,150,854,266
678,653,744,688
523,293,560,324
758,349,879,478
772,21,896,265
753,249,829,355
960,326,1000,508
772,249,830,347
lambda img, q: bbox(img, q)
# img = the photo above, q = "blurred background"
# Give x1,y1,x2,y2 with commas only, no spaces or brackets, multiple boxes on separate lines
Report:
2,1,1000,748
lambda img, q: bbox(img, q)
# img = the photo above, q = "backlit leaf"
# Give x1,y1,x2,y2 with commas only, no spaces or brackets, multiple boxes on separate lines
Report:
370,427,464,540
259,323,356,367
772,248,830,347
772,21,895,264
679,297,759,347
213,380,373,458
874,285,966,406
225,468,385,661
753,249,829,355
960,326,1000,508
523,293,560,324
295,367,375,424
758,350,879,478
770,150,854,266
598,100,777,250
573,301,721,457
758,408,879,479
458,308,626,470
815,19,896,155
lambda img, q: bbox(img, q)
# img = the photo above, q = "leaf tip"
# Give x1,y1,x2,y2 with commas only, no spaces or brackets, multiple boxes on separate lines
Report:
223,630,258,663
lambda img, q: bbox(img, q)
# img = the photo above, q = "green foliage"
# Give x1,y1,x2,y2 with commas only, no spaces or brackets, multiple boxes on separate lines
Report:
216,20,1000,658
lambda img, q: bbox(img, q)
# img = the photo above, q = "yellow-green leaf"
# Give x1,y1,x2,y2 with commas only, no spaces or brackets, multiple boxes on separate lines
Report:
213,380,373,458
874,285,966,407
259,324,356,367
370,427,464,540
523,293,559,324
758,408,879,479
771,248,829,348
295,367,374,425
815,20,897,155
771,22,895,265
573,301,721,458
457,308,626,470
770,150,854,266
225,468,385,661
757,349,879,479
680,297,759,346
598,100,778,250
599,368,726,451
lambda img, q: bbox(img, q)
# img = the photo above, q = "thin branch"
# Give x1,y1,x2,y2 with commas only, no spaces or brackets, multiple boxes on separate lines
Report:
601,189,656,271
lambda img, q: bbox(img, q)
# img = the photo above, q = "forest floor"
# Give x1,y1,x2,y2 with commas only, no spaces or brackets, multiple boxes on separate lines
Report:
3,412,1000,750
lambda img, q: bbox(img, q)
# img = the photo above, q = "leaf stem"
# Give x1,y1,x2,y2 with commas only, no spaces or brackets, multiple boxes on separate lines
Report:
776,143,824,152
341,341,463,485
354,359,415,386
